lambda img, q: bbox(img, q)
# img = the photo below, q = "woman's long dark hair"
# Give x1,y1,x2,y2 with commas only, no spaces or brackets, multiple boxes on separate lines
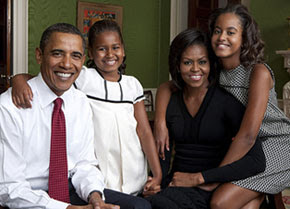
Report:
209,4,265,69
86,19,126,74
169,28,217,90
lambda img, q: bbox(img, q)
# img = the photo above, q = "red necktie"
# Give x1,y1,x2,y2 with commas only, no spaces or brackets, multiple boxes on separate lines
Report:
48,98,70,203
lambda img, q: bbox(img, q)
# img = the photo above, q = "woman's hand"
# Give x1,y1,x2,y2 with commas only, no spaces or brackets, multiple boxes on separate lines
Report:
154,121,170,160
143,176,161,197
169,172,204,187
11,74,33,108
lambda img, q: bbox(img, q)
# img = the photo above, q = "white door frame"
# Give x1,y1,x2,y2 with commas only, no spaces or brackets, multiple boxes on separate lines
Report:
170,0,188,43
13,0,28,74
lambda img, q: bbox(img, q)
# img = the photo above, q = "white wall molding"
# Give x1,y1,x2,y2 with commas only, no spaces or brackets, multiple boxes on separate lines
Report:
170,0,188,43
169,0,188,80
13,0,29,74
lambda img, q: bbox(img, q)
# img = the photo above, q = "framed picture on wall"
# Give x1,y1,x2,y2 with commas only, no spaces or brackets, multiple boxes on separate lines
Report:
77,1,123,42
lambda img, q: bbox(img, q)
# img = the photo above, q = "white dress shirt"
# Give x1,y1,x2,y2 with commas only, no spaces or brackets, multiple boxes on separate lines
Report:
0,73,105,209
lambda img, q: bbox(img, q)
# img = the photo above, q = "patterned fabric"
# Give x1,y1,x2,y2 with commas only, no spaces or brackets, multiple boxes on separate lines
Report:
219,64,290,194
48,98,70,203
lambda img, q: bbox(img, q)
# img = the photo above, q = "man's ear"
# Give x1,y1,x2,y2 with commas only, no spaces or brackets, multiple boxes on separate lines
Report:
35,48,42,64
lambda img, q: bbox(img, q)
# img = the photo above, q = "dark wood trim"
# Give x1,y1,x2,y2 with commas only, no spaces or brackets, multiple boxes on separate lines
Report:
187,0,219,32
274,193,286,209
6,0,11,88
0,0,12,93
228,0,242,5
188,0,197,29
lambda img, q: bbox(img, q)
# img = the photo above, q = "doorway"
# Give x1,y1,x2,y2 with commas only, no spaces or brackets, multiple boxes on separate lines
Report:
0,0,12,94
188,0,241,32
188,0,219,32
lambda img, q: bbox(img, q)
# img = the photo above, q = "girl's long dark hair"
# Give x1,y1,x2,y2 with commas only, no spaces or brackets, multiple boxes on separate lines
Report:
209,4,265,69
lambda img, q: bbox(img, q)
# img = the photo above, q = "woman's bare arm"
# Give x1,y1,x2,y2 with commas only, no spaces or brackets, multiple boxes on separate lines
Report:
154,81,177,159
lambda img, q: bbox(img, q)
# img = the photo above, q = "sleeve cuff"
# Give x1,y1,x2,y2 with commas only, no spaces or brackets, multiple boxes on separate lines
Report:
46,198,70,209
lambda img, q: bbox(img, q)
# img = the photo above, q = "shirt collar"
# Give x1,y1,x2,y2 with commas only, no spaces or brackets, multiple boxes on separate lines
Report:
32,73,74,109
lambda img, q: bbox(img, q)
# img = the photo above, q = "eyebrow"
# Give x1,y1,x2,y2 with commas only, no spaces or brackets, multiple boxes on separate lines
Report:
50,49,64,54
95,43,122,47
182,55,208,60
215,25,238,31
50,49,83,56
199,56,208,59
72,51,83,57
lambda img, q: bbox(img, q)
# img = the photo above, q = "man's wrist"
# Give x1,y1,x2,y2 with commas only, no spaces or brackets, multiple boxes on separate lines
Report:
87,190,102,202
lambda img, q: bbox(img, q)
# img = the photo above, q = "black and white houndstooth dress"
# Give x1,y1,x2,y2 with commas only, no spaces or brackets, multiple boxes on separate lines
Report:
219,64,290,194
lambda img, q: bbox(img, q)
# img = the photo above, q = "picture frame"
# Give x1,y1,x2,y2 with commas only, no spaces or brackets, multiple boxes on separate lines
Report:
77,1,123,42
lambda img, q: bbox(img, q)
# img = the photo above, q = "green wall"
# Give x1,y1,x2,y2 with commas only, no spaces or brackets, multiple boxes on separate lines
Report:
29,0,290,96
250,0,290,98
28,0,170,88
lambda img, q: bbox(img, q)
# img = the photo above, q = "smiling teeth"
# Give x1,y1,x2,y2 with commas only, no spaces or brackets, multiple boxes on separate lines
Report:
56,72,71,78
217,44,228,49
106,60,116,65
191,75,201,80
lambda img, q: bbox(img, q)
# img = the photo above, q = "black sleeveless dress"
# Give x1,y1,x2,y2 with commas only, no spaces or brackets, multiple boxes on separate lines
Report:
147,85,265,209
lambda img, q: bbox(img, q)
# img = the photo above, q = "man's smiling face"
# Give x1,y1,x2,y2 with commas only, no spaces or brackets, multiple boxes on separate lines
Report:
36,32,85,96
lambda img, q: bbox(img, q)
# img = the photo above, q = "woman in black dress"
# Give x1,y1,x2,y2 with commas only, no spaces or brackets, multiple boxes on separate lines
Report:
146,28,265,209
